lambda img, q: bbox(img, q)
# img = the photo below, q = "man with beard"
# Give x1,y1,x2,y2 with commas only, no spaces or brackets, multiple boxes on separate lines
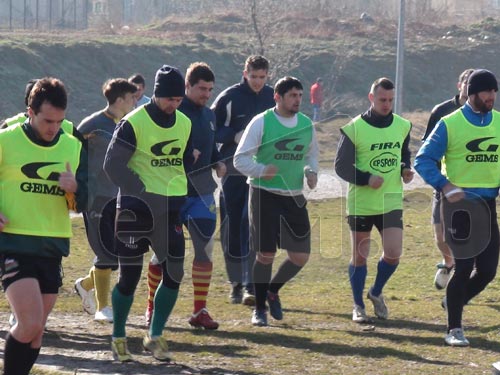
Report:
415,69,499,347
422,68,474,290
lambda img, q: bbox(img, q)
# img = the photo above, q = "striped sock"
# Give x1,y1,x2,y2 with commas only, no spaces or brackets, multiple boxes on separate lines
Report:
93,267,112,311
192,261,213,313
147,262,162,312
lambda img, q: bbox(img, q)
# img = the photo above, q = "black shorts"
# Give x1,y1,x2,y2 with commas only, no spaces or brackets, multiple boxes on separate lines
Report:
114,195,185,262
0,254,62,293
347,209,403,232
249,187,311,254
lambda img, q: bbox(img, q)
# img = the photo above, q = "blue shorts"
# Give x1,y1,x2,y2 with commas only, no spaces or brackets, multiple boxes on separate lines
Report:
180,195,216,222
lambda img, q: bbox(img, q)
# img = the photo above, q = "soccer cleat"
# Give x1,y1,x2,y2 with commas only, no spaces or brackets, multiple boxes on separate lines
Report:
188,308,219,330
242,289,256,306
95,306,113,323
251,309,268,327
367,288,388,319
445,328,470,347
352,304,369,323
143,335,172,361
434,263,454,290
230,282,243,304
492,361,500,374
74,278,96,315
111,337,133,362
8,313,16,327
145,302,153,326
266,291,283,320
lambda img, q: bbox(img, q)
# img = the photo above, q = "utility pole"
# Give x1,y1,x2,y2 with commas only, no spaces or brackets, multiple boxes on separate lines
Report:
394,0,405,115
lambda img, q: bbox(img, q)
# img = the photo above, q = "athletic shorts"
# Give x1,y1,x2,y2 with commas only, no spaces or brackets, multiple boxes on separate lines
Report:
347,209,403,232
0,254,62,293
249,186,311,254
180,195,217,222
114,195,185,262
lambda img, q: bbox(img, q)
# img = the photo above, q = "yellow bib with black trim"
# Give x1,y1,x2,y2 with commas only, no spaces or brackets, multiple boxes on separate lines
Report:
442,109,500,187
0,125,81,237
126,106,191,196
342,114,411,215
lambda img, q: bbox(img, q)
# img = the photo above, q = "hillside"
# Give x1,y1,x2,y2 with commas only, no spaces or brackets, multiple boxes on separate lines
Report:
0,15,499,125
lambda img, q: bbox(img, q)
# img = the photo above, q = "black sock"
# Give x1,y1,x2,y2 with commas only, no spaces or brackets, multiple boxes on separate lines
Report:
3,332,32,375
269,259,303,294
25,346,41,374
253,261,272,311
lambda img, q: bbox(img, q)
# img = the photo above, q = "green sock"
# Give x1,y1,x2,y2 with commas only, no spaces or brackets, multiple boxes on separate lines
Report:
149,283,179,337
111,286,134,338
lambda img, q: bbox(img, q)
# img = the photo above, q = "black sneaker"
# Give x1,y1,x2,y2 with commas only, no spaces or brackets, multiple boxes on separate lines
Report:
266,291,283,320
251,309,268,326
230,282,243,304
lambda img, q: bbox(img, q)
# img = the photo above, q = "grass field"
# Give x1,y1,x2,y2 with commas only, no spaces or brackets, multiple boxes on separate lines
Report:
2,187,500,375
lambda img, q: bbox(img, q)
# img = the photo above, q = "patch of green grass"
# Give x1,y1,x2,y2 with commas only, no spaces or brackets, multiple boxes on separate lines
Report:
6,188,500,374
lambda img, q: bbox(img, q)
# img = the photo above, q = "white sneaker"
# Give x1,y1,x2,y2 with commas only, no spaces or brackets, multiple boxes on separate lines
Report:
434,264,454,290
8,313,16,327
492,361,500,374
445,328,470,347
367,288,388,319
352,305,369,323
74,278,96,315
95,306,113,322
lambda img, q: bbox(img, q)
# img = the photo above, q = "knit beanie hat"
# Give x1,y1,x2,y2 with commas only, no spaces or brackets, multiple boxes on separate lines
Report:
467,69,498,96
153,65,185,98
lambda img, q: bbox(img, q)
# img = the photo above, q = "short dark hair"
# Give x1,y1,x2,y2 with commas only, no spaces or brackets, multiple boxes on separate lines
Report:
102,78,138,105
24,78,39,107
128,73,146,86
245,55,270,72
370,77,395,94
28,77,67,114
186,62,215,86
274,76,303,96
459,68,474,84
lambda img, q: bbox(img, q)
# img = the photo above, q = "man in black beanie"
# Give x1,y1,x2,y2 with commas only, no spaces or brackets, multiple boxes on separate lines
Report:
415,68,499,347
104,64,194,362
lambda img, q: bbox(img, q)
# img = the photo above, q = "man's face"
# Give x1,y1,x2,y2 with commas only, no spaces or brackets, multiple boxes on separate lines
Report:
276,87,303,116
134,83,145,100
244,68,268,93
28,102,65,142
121,92,137,114
186,79,214,107
471,90,496,113
155,97,183,115
369,87,394,116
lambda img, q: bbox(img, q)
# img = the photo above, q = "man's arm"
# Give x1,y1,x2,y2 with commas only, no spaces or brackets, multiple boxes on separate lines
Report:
103,120,145,194
233,115,267,178
334,130,371,185
211,92,238,145
414,120,449,190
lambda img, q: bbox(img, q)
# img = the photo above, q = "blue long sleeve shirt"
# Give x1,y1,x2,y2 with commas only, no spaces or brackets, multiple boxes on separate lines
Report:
414,102,499,200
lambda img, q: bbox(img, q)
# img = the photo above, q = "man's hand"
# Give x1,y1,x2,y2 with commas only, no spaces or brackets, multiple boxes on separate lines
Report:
193,149,201,164
59,162,77,193
402,168,414,184
262,164,278,180
306,171,318,189
368,175,384,189
442,183,465,203
215,161,227,178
